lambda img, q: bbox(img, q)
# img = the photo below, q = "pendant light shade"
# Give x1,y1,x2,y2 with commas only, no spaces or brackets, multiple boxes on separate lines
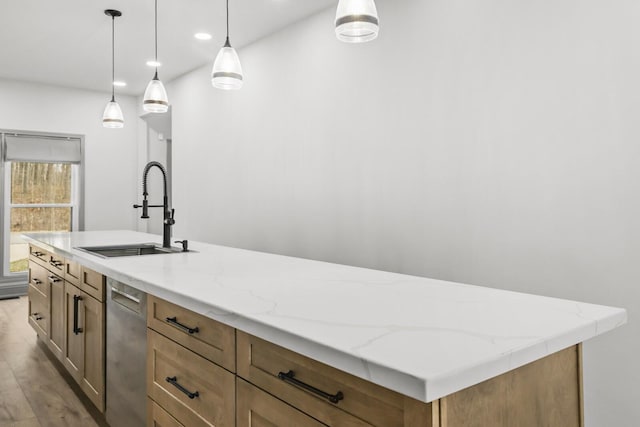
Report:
212,40,243,90
143,0,169,112
103,99,124,128
212,0,243,90
143,72,169,112
103,9,124,128
335,0,379,43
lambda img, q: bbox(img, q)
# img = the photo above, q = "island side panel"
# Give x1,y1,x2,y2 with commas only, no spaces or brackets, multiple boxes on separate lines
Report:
439,345,582,427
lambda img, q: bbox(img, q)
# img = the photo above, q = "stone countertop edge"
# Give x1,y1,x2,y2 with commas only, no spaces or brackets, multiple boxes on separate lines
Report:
21,231,628,404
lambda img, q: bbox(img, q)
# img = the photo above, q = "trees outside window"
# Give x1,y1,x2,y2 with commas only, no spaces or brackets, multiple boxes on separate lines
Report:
9,162,74,272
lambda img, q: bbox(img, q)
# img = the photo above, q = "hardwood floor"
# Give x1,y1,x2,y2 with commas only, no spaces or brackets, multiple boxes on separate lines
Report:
0,297,104,427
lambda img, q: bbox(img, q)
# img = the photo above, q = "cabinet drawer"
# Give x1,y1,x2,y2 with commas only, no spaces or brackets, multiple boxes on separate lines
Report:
237,378,326,427
148,296,235,372
80,267,105,302
147,330,235,427
29,262,55,298
28,284,49,337
237,332,431,427
29,245,50,269
148,398,185,427
29,245,65,275
64,259,81,286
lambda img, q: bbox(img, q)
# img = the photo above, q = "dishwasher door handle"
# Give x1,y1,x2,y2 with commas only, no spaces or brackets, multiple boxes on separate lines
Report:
111,287,141,304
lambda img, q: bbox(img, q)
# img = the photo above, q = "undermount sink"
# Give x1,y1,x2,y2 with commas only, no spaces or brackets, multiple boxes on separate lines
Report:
75,243,184,258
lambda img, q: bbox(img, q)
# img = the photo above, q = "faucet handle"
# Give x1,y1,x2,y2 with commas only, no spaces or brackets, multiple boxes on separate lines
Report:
175,240,188,252
165,208,175,226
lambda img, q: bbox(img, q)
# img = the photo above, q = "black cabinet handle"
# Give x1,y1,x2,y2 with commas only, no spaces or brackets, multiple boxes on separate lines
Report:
48,275,61,283
33,251,45,257
165,317,199,334
32,278,42,285
32,312,43,321
49,257,63,267
165,376,199,399
73,295,83,335
277,370,344,404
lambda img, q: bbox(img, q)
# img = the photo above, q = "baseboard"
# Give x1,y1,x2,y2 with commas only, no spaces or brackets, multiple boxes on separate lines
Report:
0,282,28,299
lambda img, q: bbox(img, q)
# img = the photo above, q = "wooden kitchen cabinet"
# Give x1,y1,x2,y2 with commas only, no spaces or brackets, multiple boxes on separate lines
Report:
146,296,238,427
28,244,107,413
237,331,434,427
27,281,48,338
147,295,236,371
64,282,84,383
237,378,326,427
48,269,65,361
147,398,185,427
147,329,235,427
28,259,65,360
63,281,106,412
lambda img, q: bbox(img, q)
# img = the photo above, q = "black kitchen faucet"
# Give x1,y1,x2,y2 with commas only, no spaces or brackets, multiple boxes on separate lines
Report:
133,161,174,248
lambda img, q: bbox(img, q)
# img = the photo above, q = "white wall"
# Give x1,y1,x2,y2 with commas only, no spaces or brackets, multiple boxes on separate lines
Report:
168,0,639,424
0,78,139,231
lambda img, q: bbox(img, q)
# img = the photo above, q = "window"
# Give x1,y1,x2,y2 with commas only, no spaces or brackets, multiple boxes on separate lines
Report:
0,131,84,291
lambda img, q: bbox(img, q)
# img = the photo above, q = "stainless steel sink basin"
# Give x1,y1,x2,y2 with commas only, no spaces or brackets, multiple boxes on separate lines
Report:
75,243,184,258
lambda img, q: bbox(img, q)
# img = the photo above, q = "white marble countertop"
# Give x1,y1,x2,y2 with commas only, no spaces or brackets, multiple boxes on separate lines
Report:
23,231,626,403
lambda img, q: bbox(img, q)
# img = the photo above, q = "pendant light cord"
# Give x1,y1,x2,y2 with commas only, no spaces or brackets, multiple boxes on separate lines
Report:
154,0,159,76
111,15,115,101
226,0,229,41
156,0,158,64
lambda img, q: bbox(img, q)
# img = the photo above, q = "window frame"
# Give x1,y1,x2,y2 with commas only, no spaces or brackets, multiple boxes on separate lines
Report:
0,130,85,292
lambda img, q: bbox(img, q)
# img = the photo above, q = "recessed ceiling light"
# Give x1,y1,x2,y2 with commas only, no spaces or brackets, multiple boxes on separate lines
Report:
146,60,161,67
113,81,127,87
194,32,212,40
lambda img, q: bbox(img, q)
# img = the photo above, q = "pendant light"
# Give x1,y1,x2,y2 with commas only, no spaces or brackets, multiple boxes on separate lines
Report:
102,10,124,128
143,0,169,112
335,0,379,43
211,0,243,90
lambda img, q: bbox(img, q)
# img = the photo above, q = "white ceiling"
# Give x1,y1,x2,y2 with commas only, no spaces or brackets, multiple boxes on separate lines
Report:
0,0,335,95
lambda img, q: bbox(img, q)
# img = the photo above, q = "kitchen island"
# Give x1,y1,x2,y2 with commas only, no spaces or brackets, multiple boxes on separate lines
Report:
23,231,626,427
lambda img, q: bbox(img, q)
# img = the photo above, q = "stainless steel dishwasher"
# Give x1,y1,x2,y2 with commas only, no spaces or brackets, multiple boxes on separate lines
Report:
106,278,147,427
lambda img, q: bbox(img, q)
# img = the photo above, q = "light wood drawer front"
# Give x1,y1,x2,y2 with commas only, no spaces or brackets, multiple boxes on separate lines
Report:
29,245,51,269
29,245,65,275
237,331,429,427
237,378,326,427
148,330,235,427
28,284,49,337
148,398,185,427
80,267,105,302
65,259,81,286
48,252,65,275
148,296,235,372
29,262,55,298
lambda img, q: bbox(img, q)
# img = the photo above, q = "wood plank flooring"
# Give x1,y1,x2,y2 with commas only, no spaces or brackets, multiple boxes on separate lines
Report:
0,297,104,427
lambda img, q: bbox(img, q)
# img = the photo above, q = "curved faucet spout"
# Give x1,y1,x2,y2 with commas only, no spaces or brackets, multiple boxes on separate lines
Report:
142,161,168,196
134,161,174,248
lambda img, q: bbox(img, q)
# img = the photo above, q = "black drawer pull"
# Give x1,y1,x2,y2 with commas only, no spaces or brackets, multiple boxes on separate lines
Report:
49,258,63,267
165,317,199,334
165,376,199,399
32,312,43,321
278,370,344,404
73,295,83,335
33,251,45,257
32,278,42,285
48,275,61,283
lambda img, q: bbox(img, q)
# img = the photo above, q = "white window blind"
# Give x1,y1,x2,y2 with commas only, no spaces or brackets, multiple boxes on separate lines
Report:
3,134,82,163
